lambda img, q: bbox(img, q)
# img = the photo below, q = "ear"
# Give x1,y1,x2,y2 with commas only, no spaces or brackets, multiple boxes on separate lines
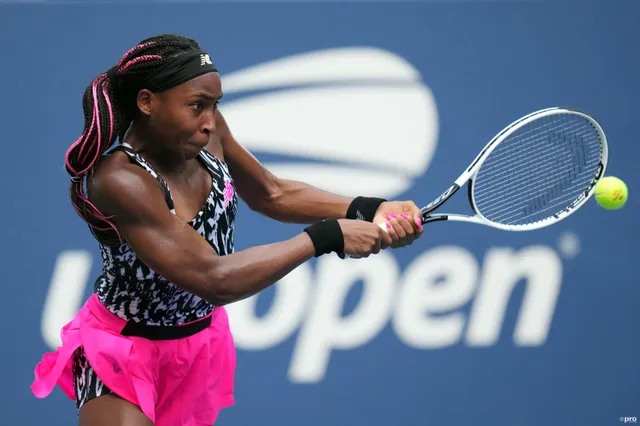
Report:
136,89,155,116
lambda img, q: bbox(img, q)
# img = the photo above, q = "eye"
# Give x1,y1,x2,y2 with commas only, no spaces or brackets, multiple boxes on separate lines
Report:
214,100,220,110
190,102,204,111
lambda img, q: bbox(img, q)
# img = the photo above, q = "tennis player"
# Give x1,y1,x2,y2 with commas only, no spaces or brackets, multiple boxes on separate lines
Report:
31,34,424,426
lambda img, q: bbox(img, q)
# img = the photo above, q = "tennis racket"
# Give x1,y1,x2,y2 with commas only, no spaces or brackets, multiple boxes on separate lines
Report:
406,107,608,231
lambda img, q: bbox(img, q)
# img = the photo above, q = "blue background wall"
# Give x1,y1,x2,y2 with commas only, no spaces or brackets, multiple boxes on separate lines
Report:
1,1,638,425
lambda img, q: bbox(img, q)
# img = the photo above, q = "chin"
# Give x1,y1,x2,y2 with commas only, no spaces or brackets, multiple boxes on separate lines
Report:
183,141,207,158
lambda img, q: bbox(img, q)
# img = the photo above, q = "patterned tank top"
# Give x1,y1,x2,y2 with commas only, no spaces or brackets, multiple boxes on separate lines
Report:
93,143,238,326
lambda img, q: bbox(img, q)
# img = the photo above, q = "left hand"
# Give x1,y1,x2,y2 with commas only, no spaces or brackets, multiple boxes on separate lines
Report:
373,200,424,249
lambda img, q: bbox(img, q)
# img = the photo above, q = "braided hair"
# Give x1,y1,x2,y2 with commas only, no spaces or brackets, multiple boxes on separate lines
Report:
64,34,201,245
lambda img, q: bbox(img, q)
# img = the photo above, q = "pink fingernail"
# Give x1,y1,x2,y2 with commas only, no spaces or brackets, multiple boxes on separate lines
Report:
386,215,392,221
416,218,422,227
386,222,391,229
393,213,399,218
402,213,409,219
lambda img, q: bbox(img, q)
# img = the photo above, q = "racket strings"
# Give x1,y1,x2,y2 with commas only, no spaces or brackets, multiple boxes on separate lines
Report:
474,118,589,185
474,125,578,205
500,191,586,224
476,117,598,223
473,119,591,191
476,140,599,212
478,130,594,221
474,140,588,199
472,114,602,226
479,159,593,217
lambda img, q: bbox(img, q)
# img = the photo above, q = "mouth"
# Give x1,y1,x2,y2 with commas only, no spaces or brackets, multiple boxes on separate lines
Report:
189,137,210,148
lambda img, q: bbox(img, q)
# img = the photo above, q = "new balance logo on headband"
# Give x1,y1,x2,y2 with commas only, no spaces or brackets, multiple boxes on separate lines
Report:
201,54,212,66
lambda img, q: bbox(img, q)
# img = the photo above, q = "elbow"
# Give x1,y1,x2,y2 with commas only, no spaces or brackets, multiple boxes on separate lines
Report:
247,176,284,217
208,289,248,307
245,197,271,214
201,262,242,306
209,296,239,307
203,287,230,306
208,294,235,306
207,288,237,306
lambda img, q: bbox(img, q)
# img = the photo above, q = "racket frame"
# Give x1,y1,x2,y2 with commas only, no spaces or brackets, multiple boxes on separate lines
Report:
420,107,609,231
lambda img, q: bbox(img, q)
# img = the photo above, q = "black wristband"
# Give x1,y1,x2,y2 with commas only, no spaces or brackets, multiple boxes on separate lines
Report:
346,196,386,222
304,219,345,258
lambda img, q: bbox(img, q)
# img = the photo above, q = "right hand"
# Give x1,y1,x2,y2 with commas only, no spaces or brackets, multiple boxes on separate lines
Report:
338,219,393,258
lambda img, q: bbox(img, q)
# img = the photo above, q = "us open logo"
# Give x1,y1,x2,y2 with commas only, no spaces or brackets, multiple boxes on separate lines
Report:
219,47,439,200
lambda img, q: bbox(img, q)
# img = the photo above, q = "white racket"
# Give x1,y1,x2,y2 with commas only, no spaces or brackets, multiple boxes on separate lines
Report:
343,107,608,258
393,106,608,231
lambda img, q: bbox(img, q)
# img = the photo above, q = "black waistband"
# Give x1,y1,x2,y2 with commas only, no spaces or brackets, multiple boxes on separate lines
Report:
120,315,212,340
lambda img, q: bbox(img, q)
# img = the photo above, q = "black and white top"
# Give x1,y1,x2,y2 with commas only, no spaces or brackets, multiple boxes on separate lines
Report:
93,143,238,326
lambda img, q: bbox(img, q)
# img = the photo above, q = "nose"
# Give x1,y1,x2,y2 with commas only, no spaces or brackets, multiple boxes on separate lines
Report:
201,109,216,135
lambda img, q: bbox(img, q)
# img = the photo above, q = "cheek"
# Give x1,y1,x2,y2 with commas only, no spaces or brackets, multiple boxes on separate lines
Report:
152,109,181,135
150,105,200,141
174,109,202,135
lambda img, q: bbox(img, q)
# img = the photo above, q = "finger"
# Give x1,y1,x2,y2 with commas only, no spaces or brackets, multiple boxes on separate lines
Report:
379,225,393,249
371,227,382,254
381,219,398,241
399,209,420,232
373,237,381,254
398,213,416,237
386,215,407,247
380,217,398,248
412,211,424,233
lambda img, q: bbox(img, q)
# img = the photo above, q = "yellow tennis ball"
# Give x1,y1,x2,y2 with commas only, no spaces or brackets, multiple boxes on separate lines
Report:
594,176,628,210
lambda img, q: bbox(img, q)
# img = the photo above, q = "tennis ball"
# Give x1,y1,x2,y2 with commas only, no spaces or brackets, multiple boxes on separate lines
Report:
594,176,628,210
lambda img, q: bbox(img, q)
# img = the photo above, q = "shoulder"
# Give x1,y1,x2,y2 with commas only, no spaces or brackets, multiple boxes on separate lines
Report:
215,109,230,131
215,109,234,147
87,150,168,223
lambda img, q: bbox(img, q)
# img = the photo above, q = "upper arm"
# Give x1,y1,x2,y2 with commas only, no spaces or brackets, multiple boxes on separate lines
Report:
215,110,281,211
89,160,221,300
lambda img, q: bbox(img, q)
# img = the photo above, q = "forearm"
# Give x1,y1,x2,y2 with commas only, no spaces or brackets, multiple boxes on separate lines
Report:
206,233,316,305
259,178,355,223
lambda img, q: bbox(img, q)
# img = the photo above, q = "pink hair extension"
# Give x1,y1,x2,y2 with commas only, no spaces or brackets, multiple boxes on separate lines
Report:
115,41,156,69
65,108,96,176
75,76,104,171
65,74,102,176
66,73,115,179
77,75,106,165
118,54,163,73
102,76,114,144
73,111,96,166
70,181,122,241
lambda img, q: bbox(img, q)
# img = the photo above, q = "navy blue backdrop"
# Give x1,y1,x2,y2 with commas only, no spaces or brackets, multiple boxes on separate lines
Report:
1,1,638,425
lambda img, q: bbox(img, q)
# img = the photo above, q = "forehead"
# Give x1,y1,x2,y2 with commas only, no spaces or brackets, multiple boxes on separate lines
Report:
169,72,223,99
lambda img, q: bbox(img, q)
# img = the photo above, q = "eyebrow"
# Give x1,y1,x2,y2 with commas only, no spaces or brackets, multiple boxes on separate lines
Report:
189,91,224,101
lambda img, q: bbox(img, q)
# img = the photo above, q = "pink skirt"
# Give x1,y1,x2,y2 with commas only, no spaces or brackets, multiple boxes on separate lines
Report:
31,294,236,425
